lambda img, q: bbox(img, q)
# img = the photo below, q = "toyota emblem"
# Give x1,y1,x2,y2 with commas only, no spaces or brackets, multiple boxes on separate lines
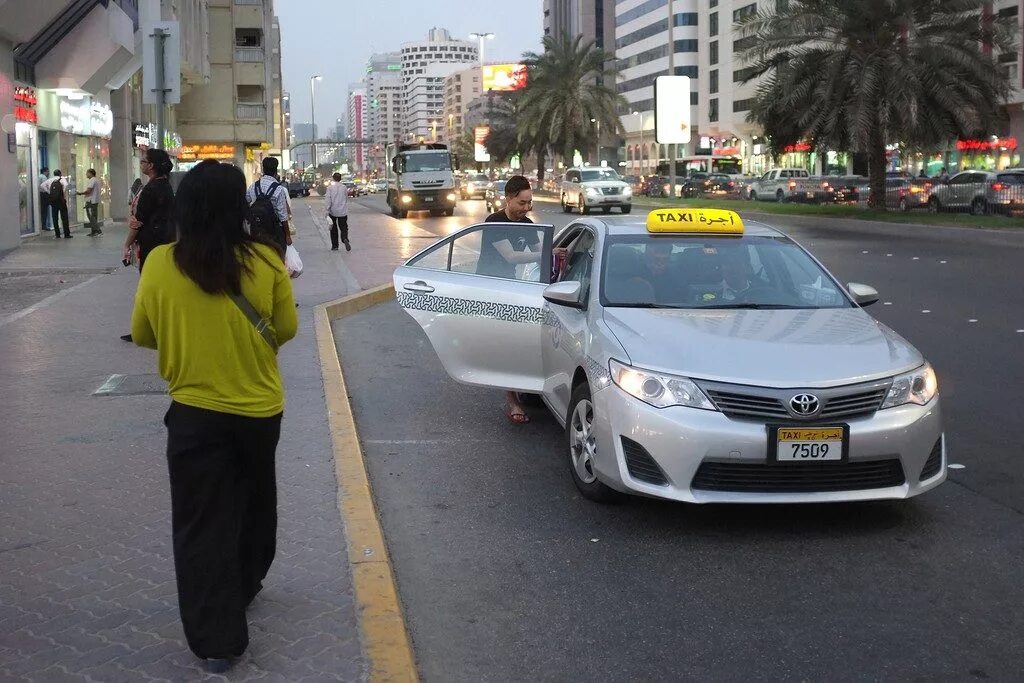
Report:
790,393,821,416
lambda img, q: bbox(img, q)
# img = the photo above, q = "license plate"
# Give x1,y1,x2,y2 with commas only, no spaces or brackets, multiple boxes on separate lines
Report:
806,192,815,198
771,426,847,462
424,196,434,202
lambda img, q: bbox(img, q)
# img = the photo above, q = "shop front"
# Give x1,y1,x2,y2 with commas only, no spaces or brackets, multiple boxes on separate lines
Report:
13,86,41,236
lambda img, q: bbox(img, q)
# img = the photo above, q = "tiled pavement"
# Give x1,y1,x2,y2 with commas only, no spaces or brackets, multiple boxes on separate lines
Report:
0,199,424,681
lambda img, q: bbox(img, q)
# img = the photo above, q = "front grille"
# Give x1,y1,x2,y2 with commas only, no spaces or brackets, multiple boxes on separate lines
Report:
600,187,620,195
701,380,891,422
691,459,906,493
622,437,669,486
920,438,943,481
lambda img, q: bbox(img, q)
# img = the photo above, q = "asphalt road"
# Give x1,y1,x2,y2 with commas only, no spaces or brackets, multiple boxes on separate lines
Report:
339,195,1024,680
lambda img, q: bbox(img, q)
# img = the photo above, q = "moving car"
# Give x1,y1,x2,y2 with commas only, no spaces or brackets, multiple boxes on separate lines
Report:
680,173,738,198
885,178,931,212
461,173,491,200
747,168,832,203
287,178,311,198
927,169,1024,215
560,167,632,214
393,208,945,504
484,180,508,213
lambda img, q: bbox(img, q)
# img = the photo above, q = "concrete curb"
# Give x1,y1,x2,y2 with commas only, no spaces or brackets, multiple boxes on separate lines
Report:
314,283,417,683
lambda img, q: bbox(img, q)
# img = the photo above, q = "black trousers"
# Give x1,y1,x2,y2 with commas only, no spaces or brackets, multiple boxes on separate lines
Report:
51,203,70,237
39,193,50,228
85,202,100,233
164,401,281,659
329,215,348,249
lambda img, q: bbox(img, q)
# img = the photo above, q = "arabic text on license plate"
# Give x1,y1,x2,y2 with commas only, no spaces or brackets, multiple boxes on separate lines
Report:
776,427,843,461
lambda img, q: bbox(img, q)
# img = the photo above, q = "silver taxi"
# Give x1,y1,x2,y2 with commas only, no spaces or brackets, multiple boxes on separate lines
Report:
393,209,945,504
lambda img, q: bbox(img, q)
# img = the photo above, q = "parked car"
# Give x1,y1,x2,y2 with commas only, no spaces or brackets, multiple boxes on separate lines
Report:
642,175,668,197
461,173,491,199
287,179,311,198
828,176,869,203
344,182,358,197
885,178,932,212
928,170,1024,215
747,168,832,203
680,173,738,198
560,167,632,214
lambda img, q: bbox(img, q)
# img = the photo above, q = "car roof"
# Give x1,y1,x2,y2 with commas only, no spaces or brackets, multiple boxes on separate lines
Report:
570,215,786,239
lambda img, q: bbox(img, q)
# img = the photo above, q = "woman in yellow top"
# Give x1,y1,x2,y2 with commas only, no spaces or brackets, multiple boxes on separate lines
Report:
131,159,297,673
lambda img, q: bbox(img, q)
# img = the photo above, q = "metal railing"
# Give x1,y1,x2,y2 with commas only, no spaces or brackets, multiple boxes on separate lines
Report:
235,103,267,120
234,46,265,62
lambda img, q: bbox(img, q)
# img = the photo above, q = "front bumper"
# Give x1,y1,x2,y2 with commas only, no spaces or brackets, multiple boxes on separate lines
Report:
398,191,457,210
583,193,631,207
591,384,945,503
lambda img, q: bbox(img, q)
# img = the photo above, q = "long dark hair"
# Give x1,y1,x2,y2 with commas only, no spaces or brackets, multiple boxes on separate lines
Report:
173,160,264,295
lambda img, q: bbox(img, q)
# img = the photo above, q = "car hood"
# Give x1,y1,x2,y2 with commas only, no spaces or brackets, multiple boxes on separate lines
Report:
603,307,922,388
581,180,629,189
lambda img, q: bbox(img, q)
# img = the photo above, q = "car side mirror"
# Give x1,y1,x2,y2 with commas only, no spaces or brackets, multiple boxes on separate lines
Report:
543,281,584,309
847,282,879,307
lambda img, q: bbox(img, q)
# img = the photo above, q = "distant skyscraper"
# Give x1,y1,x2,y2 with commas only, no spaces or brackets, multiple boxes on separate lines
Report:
348,84,368,171
366,52,403,170
400,28,478,142
293,122,318,142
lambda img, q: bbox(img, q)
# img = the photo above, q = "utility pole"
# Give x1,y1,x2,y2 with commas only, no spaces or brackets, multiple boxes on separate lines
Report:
310,75,322,171
667,0,677,198
469,32,494,65
151,27,169,150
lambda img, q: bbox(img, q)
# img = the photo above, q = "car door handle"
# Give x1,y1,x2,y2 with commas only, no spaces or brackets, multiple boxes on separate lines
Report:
403,281,435,293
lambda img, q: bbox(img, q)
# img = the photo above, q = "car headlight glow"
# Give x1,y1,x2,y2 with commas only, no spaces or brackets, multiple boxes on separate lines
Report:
585,186,600,196
622,186,632,196
446,193,457,201
609,359,716,410
880,362,938,409
401,195,413,204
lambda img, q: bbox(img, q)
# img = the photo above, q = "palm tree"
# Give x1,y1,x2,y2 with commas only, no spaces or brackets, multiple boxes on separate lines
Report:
518,33,626,173
737,0,1014,208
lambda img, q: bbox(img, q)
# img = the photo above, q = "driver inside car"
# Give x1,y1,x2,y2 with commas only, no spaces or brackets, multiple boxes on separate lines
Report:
718,248,755,301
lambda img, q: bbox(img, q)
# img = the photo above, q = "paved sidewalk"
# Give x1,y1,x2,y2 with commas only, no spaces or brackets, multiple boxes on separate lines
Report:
0,198,421,681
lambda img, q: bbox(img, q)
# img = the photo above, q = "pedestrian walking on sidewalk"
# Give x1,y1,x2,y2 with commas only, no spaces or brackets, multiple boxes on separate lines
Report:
77,169,103,236
46,170,71,238
246,157,290,253
324,172,350,251
38,167,51,231
130,160,298,674
121,149,175,342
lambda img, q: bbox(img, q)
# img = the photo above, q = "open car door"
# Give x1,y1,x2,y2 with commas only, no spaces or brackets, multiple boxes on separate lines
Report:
393,222,554,392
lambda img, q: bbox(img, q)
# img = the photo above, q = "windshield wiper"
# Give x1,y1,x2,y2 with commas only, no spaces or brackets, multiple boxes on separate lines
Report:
701,303,807,310
609,303,680,309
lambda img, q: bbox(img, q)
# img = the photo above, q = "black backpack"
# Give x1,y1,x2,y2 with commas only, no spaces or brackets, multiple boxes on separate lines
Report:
49,178,64,204
248,181,283,243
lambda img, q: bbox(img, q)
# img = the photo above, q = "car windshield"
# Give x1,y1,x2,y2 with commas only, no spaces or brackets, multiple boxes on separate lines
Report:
581,169,621,182
492,181,507,191
470,174,489,182
601,235,851,310
402,152,451,172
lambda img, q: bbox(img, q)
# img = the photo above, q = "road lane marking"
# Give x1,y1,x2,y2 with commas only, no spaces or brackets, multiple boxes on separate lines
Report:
0,273,106,329
948,463,966,470
921,310,931,313
969,319,978,323
314,286,417,683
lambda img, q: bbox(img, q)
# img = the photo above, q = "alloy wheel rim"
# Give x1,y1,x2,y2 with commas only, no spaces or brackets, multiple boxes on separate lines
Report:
569,399,598,484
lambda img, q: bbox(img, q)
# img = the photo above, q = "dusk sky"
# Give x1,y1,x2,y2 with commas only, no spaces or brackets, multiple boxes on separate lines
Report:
275,0,544,134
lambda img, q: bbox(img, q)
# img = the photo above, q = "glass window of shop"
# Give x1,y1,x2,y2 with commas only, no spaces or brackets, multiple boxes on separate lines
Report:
16,122,37,236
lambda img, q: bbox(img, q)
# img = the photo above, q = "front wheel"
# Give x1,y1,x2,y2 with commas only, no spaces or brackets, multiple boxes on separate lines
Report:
749,190,758,201
620,205,632,214
579,195,590,215
928,197,942,214
899,198,909,213
776,190,786,203
561,195,572,213
567,384,619,503
444,207,455,217
971,198,988,216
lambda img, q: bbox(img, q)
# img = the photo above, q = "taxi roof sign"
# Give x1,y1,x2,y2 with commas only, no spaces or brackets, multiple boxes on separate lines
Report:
646,208,744,234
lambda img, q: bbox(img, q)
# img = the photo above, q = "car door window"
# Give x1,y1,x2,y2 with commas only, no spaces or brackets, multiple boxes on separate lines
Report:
408,224,552,283
558,231,597,302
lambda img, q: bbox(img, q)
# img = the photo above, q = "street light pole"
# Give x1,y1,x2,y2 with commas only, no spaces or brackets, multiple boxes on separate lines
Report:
310,75,322,171
634,111,645,176
667,0,677,198
468,32,494,65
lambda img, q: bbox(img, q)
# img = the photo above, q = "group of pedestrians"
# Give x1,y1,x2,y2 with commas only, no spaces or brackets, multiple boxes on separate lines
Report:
37,167,104,238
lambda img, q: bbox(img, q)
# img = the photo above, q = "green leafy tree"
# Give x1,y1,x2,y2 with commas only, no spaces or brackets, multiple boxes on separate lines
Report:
449,127,476,171
738,0,1015,207
519,33,626,172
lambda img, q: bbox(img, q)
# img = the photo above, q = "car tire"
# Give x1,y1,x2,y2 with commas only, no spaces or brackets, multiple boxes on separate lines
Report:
601,207,611,214
579,195,590,215
397,208,408,219
444,208,455,217
928,197,942,214
749,190,758,201
566,383,619,503
561,195,572,213
971,198,988,216
899,198,909,213
776,190,786,203
429,209,444,217
620,205,632,214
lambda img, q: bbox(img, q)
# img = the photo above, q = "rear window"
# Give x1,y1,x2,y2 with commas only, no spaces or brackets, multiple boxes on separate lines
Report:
471,174,489,182
581,169,621,182
997,173,1024,185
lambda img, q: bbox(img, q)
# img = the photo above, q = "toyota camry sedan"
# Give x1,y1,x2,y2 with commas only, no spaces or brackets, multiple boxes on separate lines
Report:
392,209,945,504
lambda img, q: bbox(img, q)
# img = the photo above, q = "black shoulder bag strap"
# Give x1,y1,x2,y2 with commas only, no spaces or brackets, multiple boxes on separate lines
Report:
228,292,279,353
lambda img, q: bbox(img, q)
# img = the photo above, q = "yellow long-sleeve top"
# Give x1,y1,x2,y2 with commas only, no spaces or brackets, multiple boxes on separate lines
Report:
131,243,298,417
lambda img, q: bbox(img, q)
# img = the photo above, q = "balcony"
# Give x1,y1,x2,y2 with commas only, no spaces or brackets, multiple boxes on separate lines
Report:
236,103,267,119
235,46,264,62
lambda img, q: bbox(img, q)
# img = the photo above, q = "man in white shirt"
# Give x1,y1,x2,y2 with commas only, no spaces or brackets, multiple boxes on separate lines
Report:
324,173,350,251
38,167,52,230
245,157,290,251
77,168,103,236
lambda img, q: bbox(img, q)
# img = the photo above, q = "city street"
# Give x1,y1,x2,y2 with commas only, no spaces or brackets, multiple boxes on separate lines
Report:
337,193,1024,680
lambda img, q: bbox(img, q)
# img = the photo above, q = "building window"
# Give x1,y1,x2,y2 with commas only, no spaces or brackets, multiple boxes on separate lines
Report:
709,69,718,94
732,3,757,23
710,41,719,65
709,98,719,122
734,65,759,82
733,36,757,53
235,28,262,47
733,98,755,112
710,12,718,36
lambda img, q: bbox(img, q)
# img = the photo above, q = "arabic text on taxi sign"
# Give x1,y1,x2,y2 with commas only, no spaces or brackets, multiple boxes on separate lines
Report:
646,208,744,234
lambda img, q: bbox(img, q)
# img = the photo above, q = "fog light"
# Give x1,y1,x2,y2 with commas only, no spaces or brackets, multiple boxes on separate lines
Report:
446,193,457,201
401,195,412,204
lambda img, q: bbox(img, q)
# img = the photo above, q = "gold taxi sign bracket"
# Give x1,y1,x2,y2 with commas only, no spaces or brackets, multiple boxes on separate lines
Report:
646,208,744,234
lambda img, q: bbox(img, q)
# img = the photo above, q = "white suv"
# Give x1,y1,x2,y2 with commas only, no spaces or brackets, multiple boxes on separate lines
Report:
561,167,632,214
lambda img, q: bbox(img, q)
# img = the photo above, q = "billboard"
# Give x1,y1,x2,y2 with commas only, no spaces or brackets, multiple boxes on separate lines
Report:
654,75,691,145
482,64,527,92
474,126,491,162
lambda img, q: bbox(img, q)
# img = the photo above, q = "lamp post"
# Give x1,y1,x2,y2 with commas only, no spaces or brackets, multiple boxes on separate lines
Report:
633,111,645,176
468,32,494,65
667,0,677,198
310,75,322,170
591,117,601,165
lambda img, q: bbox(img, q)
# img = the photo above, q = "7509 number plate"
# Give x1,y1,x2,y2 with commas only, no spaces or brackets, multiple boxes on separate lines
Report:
768,425,849,463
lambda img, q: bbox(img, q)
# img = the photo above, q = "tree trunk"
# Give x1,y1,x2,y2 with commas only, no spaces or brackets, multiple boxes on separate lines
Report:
867,126,887,210
536,149,546,182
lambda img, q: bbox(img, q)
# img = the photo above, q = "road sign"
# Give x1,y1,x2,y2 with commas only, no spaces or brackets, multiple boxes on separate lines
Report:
654,75,691,145
142,21,181,105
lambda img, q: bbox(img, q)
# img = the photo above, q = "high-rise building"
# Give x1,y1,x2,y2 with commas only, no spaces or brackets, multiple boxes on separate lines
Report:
443,66,482,143
400,28,478,142
175,0,281,179
615,1,700,176
348,84,367,172
365,52,402,171
293,122,317,142
543,0,615,51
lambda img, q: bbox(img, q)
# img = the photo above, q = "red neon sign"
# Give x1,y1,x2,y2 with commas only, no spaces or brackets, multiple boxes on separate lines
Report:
783,142,812,153
14,86,38,123
956,137,1018,152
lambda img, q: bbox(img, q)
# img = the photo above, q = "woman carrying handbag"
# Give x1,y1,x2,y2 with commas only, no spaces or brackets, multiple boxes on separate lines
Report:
130,160,298,673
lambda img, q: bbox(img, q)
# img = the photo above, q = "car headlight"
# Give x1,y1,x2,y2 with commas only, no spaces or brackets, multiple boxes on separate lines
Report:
585,187,600,196
622,186,632,196
880,362,938,409
401,195,413,204
446,193,457,201
609,359,716,410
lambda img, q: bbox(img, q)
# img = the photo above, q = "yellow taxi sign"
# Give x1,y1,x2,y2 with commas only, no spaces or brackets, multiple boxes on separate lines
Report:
646,208,744,234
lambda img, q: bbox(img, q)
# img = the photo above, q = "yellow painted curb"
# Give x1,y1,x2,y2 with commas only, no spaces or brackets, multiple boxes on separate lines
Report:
314,283,417,683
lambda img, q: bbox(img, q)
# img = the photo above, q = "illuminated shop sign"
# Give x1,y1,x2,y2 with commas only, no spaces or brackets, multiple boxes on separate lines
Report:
59,98,90,134
783,142,812,153
90,102,113,137
179,143,236,161
481,64,527,91
14,87,38,124
713,146,740,156
956,137,1018,152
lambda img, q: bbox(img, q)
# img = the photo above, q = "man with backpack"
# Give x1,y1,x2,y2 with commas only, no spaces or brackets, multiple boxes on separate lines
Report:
46,169,71,239
245,157,290,252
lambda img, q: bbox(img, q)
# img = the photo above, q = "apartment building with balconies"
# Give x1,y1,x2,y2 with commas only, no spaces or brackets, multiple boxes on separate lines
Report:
442,66,481,143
